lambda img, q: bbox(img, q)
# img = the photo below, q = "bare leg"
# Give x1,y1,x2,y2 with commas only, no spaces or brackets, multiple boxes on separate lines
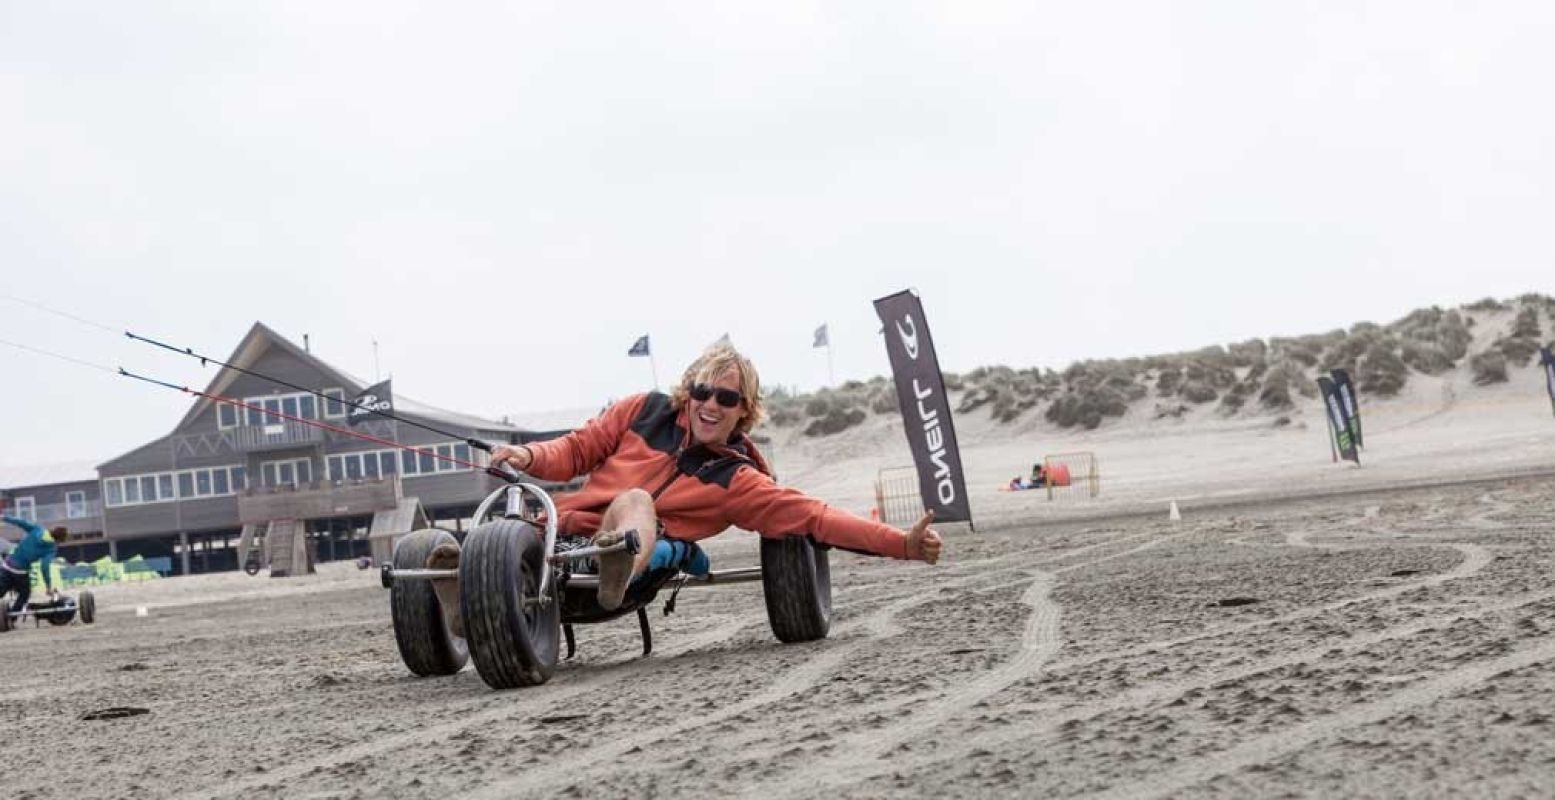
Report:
593,489,658,609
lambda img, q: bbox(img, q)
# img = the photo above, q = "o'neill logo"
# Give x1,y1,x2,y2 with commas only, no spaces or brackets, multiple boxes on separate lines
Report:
912,377,956,504
896,315,920,360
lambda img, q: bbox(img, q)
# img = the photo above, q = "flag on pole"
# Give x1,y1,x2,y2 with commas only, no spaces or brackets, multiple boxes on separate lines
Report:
712,333,732,348
347,379,394,427
627,335,651,357
813,324,829,348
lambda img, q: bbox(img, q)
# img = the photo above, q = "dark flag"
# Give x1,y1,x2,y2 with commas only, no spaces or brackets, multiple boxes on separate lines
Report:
1317,376,1359,464
874,290,973,525
347,379,394,427
813,324,829,348
1541,345,1555,418
1330,368,1364,449
627,335,651,357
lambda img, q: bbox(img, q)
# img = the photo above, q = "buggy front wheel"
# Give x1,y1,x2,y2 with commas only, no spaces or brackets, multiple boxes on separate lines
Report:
460,518,561,690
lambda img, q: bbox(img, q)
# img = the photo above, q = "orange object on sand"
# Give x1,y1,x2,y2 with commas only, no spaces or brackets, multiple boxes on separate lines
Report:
1047,463,1073,487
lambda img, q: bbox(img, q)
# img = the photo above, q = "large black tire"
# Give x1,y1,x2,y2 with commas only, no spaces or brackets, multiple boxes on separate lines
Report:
79,591,96,624
760,535,832,643
43,601,76,626
460,518,560,690
390,529,469,677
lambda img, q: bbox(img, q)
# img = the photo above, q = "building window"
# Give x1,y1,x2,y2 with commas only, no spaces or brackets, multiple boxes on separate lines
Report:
299,395,317,420
178,472,195,498
323,388,346,419
105,480,123,507
218,403,239,429
13,497,35,522
261,458,311,488
232,466,247,490
66,491,86,518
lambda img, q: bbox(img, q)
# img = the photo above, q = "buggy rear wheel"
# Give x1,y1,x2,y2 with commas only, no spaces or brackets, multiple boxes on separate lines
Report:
79,591,96,624
390,529,469,676
460,518,560,690
760,535,832,643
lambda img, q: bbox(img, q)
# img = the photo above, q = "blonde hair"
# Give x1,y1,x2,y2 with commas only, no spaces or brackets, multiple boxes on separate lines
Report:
671,345,765,435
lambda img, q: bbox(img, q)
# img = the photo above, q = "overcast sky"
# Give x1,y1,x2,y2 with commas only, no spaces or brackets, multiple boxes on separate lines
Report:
3,1,1552,467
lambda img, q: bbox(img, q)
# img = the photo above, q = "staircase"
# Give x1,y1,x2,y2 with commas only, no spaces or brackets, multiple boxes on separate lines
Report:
264,519,312,577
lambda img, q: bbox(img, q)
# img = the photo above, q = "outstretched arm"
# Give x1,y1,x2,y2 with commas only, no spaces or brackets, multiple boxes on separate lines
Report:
727,471,942,563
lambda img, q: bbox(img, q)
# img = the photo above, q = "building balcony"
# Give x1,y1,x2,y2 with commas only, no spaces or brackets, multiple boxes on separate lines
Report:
237,475,402,524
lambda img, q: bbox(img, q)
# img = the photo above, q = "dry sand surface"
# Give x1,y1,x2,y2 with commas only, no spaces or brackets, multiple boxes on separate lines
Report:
5,363,1555,798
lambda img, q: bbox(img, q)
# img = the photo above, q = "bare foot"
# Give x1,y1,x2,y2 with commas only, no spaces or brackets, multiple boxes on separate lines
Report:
593,530,635,611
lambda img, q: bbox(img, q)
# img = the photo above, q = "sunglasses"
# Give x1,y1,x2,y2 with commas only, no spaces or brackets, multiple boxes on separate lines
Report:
688,383,743,409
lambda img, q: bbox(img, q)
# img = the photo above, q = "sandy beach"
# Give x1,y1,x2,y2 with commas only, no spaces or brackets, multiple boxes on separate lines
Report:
5,357,1554,799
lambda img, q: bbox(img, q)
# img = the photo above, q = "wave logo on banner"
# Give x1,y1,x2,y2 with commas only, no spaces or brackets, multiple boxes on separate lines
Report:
348,379,394,427
1542,345,1555,418
1317,376,1359,464
1330,368,1364,449
874,290,972,525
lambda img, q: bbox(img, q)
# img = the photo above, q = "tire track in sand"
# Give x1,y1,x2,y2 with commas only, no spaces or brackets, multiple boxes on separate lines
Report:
179,612,757,800
1094,631,1555,800
791,540,1494,794
468,566,1057,799
881,587,1555,795
190,528,1166,799
763,573,1060,799
471,531,1183,798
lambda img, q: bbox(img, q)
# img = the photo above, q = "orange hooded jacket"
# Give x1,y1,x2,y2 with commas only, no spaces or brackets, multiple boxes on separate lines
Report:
523,392,911,559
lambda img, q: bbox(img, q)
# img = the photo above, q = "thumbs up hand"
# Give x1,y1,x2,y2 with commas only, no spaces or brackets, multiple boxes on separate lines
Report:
905,510,942,564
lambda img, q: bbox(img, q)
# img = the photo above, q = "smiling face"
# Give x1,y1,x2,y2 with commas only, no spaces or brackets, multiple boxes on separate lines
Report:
688,367,748,446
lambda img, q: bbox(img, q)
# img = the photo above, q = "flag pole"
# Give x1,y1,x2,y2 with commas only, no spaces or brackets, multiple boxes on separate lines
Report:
827,340,835,387
649,351,659,391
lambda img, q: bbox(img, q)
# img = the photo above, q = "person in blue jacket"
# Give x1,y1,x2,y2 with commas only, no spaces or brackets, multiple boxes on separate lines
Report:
1,510,69,614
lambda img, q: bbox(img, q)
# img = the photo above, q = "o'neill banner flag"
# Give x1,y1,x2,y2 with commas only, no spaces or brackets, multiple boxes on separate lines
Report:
347,380,394,427
873,290,973,525
627,335,651,357
1330,368,1364,449
1317,376,1359,465
1542,345,1555,418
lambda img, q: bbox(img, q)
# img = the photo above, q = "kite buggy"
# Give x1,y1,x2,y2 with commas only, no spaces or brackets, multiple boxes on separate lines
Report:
0,590,96,632
381,479,830,690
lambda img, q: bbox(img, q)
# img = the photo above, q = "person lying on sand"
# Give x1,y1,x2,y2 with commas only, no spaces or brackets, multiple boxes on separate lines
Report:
432,344,942,612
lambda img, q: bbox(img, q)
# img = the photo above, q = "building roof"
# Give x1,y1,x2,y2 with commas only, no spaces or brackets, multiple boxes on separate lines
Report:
504,405,602,433
0,460,99,491
177,322,522,435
